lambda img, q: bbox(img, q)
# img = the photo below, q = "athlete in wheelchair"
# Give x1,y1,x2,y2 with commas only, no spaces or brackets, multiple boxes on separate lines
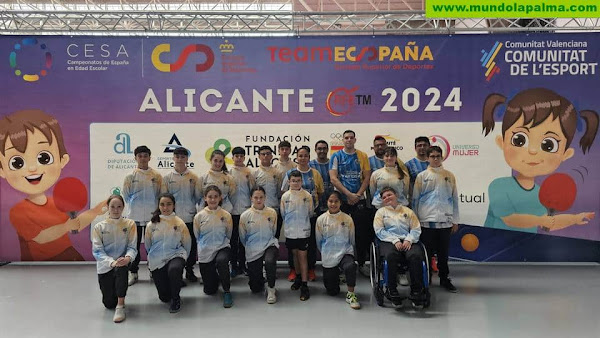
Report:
370,187,430,308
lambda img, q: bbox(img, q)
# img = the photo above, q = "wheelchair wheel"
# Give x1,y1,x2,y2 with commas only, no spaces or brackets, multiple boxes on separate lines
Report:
370,243,385,306
369,242,378,291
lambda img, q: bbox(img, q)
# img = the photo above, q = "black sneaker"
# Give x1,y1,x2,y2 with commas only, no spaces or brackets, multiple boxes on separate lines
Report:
185,270,198,283
409,289,426,308
300,285,310,301
441,279,458,293
291,278,302,291
169,298,181,313
387,288,402,305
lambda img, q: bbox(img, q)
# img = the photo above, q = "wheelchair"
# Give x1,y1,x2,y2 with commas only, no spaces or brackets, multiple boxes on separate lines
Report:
370,238,431,308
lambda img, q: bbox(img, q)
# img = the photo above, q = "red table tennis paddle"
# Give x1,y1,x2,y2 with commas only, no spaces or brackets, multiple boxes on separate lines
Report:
53,177,88,234
538,173,577,231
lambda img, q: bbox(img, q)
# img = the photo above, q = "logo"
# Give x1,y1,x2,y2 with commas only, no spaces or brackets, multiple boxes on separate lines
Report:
156,134,195,169
219,40,235,54
10,38,52,82
163,134,189,153
480,41,503,82
329,133,345,156
326,87,359,116
151,43,214,72
205,139,234,165
268,44,434,63
114,133,133,154
372,135,404,151
429,135,450,161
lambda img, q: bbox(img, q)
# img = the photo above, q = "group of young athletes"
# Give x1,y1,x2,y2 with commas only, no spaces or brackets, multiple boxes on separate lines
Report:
92,130,460,323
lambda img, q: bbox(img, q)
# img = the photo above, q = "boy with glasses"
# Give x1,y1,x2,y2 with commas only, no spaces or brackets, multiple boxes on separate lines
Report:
412,146,459,293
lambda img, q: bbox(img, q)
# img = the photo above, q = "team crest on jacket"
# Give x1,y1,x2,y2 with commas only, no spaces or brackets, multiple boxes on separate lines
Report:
223,180,227,185
174,226,178,231
122,228,128,233
220,217,225,222
403,214,408,219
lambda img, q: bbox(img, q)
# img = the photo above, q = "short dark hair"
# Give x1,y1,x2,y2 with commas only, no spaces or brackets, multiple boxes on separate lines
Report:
415,136,430,146
343,130,355,137
173,147,189,157
380,186,397,198
259,145,273,154
278,141,291,149
373,135,386,143
315,140,328,149
427,146,443,156
232,146,245,156
289,170,302,179
134,145,151,156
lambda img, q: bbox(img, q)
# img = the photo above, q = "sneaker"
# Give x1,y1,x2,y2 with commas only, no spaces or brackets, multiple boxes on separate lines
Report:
169,298,181,313
291,278,302,291
300,285,310,301
345,292,361,310
185,270,198,282
388,288,402,306
339,273,346,285
128,272,138,286
113,305,126,323
266,287,277,304
223,292,233,308
358,265,370,278
441,278,458,293
399,273,409,286
287,269,297,282
308,269,316,282
409,289,426,308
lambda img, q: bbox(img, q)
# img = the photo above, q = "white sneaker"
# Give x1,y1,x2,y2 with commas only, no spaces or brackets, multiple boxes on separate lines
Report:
399,273,409,286
346,292,361,310
266,287,277,304
128,272,138,286
113,305,125,323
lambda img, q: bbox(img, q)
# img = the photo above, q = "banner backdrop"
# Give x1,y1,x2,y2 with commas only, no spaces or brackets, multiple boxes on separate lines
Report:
1,34,599,261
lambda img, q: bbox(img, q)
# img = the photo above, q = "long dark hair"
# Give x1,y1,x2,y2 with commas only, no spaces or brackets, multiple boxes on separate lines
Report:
383,147,405,180
151,193,176,223
211,149,228,173
106,194,124,207
203,185,223,207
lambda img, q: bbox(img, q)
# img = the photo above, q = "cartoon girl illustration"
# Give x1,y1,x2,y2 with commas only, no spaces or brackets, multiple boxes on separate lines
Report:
482,88,597,233
0,109,105,261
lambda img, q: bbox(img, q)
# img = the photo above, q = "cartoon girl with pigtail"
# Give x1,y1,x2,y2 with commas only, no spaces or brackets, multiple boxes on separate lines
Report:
482,88,597,233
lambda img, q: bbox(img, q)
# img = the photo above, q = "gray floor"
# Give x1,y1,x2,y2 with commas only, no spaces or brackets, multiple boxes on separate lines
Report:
1,263,599,338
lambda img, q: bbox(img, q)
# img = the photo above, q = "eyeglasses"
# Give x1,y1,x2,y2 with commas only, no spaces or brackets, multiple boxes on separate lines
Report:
429,155,442,159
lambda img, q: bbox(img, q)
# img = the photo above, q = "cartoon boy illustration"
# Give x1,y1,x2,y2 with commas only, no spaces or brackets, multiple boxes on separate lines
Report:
0,109,104,261
482,88,597,233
